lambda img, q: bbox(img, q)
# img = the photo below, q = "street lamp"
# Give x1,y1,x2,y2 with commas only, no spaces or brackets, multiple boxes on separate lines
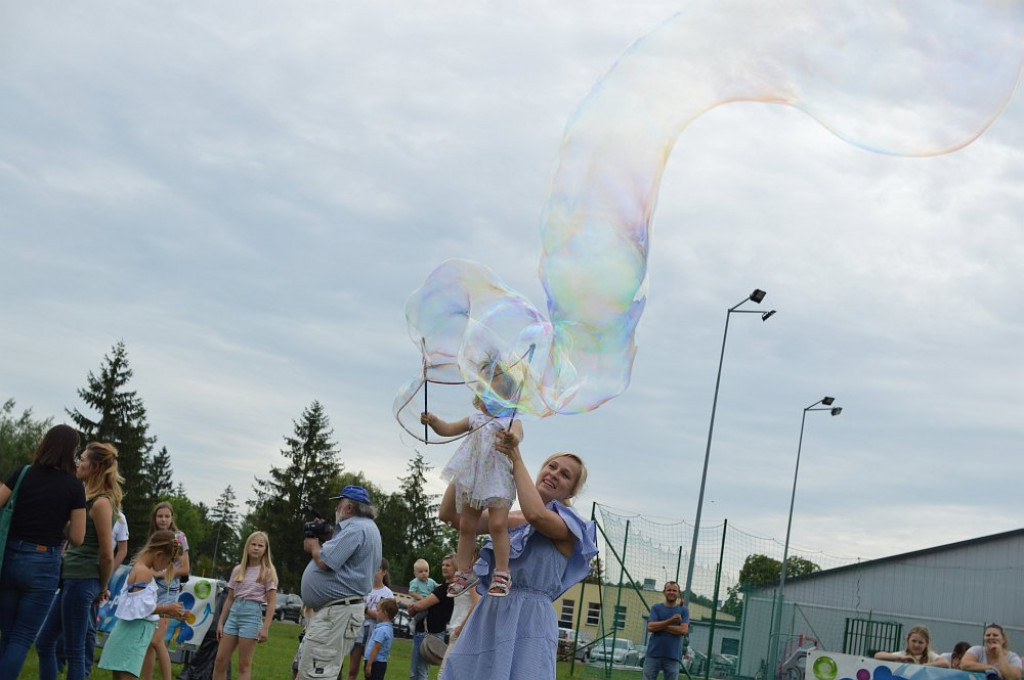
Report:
768,397,843,676
683,289,776,605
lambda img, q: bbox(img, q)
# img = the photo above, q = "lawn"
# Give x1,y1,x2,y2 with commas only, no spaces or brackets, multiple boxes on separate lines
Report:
16,620,617,678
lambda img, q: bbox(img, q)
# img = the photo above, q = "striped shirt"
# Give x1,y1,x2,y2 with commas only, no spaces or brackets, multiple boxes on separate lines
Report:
228,565,277,603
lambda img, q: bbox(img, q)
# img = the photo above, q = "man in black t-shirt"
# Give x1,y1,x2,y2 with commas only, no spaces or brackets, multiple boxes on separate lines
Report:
406,554,456,679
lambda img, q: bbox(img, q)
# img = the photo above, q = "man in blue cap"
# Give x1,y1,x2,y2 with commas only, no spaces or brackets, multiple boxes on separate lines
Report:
297,485,383,680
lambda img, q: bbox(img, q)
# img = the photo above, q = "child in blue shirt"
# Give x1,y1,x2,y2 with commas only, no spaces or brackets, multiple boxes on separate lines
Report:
364,598,398,680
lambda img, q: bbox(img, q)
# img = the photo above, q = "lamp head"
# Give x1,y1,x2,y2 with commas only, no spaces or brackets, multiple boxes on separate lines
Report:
830,407,843,416
749,289,767,304
761,310,776,322
821,396,835,406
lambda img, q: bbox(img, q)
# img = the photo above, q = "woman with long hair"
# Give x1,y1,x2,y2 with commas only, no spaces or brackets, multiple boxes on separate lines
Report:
37,441,123,680
0,424,87,677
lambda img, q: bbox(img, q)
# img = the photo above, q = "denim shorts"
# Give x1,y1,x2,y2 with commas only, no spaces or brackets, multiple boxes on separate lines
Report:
224,599,264,639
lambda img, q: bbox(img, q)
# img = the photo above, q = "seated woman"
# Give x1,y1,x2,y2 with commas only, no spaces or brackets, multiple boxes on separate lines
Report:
875,625,939,664
960,624,1022,680
930,641,972,669
438,440,598,680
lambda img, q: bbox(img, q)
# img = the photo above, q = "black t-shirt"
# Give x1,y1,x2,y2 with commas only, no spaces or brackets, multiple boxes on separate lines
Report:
416,581,455,634
4,465,87,546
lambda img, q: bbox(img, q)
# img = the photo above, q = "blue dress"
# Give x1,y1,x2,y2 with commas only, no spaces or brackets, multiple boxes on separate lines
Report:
440,500,598,680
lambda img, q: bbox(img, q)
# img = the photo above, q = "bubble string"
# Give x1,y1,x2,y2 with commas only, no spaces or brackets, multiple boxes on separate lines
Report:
395,0,1024,438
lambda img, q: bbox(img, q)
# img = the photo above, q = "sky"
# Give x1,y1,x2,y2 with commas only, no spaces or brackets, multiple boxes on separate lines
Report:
2,1,1022,591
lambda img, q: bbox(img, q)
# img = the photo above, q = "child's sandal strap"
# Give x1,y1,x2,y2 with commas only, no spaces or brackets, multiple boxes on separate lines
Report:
447,569,478,597
488,570,512,597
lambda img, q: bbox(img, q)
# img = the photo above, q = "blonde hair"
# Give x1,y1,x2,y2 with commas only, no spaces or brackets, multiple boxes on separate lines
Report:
540,452,588,503
236,531,278,585
135,529,182,567
904,625,934,663
81,442,124,512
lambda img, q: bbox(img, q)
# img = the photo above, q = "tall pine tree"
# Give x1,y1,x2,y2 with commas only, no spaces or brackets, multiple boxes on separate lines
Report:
208,485,239,577
67,341,157,551
392,451,455,582
248,401,342,591
146,446,175,500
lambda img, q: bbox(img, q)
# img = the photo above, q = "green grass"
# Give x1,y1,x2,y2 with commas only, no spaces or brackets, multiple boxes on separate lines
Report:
17,620,603,678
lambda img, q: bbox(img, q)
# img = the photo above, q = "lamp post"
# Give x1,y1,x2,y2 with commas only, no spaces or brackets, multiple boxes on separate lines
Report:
683,289,776,606
767,397,842,677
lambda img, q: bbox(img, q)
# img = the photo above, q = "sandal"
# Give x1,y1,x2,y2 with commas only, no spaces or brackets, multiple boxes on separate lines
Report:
447,569,479,597
488,570,512,597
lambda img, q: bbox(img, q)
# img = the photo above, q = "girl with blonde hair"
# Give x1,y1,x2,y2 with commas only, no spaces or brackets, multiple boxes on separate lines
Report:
212,531,279,680
98,530,189,679
37,441,123,680
875,625,938,664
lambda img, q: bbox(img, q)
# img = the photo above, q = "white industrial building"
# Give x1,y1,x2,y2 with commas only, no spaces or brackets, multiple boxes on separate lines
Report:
736,528,1024,679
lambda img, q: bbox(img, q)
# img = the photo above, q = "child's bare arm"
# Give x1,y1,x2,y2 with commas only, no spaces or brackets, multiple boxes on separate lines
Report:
421,413,471,437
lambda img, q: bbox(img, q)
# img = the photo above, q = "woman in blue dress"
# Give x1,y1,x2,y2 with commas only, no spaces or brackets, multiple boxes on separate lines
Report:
438,439,598,680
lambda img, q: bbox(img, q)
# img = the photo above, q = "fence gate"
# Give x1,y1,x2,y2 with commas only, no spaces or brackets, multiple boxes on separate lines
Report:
843,618,902,657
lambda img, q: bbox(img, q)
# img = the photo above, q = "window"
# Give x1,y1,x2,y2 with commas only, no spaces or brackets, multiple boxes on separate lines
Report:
614,605,627,630
560,599,575,627
587,602,601,626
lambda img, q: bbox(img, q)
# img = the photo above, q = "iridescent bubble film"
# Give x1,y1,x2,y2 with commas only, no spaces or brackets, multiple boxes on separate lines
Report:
395,0,1024,440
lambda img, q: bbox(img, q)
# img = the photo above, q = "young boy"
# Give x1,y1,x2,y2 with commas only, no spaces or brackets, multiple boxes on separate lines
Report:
408,559,437,602
364,599,398,680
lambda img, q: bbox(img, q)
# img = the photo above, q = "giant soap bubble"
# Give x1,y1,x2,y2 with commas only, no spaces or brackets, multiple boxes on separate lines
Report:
395,0,1024,441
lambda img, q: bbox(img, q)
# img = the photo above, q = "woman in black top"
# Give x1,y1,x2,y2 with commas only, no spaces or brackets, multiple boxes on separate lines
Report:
0,424,87,678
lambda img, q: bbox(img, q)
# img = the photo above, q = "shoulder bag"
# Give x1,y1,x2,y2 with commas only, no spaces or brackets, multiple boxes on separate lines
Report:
0,465,30,573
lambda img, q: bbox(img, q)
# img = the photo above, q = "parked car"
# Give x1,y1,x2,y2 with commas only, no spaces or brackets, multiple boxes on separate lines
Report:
274,593,304,622
589,638,640,666
711,653,738,677
557,628,595,661
683,648,708,675
393,608,414,639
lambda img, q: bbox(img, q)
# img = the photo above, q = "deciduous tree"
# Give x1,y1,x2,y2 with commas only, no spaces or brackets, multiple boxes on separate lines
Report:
0,398,52,474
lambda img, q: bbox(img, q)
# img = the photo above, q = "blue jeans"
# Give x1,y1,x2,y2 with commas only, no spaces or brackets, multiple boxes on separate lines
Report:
643,655,681,680
83,601,99,677
0,541,62,678
37,577,101,680
409,632,443,680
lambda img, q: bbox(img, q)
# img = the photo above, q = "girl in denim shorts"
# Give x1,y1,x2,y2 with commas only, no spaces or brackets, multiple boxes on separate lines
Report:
212,531,278,680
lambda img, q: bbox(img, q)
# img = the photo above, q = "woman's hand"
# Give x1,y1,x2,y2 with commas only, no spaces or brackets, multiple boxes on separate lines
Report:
258,625,269,643
216,623,225,640
496,432,521,461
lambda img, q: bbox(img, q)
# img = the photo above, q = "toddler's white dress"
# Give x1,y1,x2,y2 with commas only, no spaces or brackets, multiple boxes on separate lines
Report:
441,413,517,511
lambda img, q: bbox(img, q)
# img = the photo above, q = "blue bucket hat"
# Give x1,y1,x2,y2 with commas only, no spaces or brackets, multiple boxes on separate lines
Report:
331,485,372,505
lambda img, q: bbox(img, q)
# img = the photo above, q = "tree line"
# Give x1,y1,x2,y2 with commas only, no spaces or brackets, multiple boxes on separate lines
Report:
0,342,455,592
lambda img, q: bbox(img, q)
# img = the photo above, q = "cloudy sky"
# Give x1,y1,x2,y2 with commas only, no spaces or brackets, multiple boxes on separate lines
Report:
2,1,1022,590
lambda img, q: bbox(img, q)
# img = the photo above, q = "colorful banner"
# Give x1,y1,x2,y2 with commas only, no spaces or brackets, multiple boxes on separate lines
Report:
808,651,987,680
98,567,220,646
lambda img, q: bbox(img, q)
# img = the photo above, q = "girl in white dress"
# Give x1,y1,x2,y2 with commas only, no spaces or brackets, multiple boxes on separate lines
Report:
98,531,188,679
422,366,524,597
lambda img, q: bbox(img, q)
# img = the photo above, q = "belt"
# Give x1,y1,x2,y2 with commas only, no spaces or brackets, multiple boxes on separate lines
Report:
318,596,363,610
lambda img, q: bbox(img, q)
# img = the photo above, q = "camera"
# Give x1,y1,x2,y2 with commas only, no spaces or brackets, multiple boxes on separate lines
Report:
301,504,333,541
